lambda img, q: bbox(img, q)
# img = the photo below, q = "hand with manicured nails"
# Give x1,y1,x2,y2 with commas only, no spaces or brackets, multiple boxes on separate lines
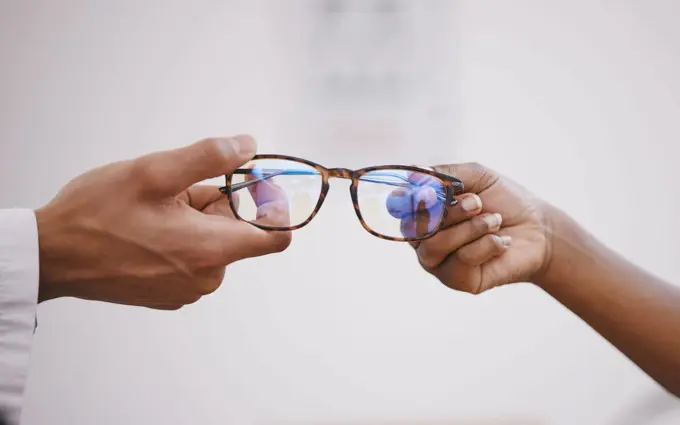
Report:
401,163,552,295
35,135,291,309
398,162,680,398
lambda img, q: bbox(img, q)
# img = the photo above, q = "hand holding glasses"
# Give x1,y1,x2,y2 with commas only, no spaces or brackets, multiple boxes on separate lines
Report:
219,155,464,241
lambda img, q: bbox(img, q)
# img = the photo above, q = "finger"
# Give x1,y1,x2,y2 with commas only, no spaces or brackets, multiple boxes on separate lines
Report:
440,193,483,227
203,218,293,265
132,135,257,197
196,267,226,295
390,187,442,239
245,173,291,228
385,166,442,219
452,233,511,267
428,234,511,294
398,191,485,241
232,191,240,213
386,186,439,219
385,174,448,240
179,185,239,217
388,165,485,240
432,162,499,194
398,206,441,240
180,185,223,210
253,198,291,228
245,168,285,207
202,193,238,217
417,213,503,270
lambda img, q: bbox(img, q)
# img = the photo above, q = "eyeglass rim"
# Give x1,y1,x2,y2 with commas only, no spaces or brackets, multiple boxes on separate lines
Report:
220,154,465,242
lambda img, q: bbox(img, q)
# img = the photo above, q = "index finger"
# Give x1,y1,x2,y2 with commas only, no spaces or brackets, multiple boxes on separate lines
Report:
384,167,444,219
431,162,498,194
383,169,448,240
202,217,292,265
244,169,291,228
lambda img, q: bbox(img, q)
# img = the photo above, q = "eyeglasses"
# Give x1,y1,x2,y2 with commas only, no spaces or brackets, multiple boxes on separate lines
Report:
219,154,464,242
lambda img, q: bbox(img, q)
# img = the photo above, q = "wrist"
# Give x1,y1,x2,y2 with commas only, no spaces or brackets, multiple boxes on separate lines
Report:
532,204,592,292
35,205,80,302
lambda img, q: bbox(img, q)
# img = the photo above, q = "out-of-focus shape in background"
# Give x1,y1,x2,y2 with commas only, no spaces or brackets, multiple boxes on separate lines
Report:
264,0,458,166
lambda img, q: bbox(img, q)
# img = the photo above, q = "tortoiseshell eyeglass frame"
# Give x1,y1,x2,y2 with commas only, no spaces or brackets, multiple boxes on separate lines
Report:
218,154,465,242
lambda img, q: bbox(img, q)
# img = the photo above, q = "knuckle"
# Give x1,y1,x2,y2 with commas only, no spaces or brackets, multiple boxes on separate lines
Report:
185,294,202,305
472,215,492,234
199,136,250,163
201,274,224,295
181,139,226,173
129,158,157,189
453,247,474,265
192,138,226,165
456,278,484,295
417,245,441,270
466,161,485,171
468,162,499,191
248,229,293,257
468,282,484,295
433,163,455,177
203,137,229,156
432,270,480,295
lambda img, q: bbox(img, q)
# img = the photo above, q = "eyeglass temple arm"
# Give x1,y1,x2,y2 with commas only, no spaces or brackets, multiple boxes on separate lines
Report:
221,169,451,203
223,169,290,193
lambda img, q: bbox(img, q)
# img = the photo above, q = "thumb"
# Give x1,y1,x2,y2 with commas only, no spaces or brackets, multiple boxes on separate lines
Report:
132,135,256,197
432,162,498,194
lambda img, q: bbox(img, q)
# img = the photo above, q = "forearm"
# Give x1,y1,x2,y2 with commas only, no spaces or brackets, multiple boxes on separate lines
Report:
538,207,680,397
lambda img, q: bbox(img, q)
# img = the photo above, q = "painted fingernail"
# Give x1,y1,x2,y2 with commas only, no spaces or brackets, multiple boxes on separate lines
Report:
415,186,437,207
461,194,482,212
494,235,512,247
483,213,502,231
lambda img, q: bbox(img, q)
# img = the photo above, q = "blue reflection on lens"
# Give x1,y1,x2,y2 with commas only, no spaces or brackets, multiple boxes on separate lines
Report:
358,169,446,239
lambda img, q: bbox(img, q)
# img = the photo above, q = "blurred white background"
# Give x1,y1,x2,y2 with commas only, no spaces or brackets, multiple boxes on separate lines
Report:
1,1,679,424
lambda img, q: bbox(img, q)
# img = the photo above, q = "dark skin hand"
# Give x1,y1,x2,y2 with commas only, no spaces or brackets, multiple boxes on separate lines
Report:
393,162,680,397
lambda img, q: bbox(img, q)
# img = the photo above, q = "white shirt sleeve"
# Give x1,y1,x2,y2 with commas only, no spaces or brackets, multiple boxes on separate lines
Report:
0,209,39,425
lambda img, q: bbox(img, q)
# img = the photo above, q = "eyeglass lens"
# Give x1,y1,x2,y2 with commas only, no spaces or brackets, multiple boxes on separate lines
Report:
358,169,446,239
230,159,322,228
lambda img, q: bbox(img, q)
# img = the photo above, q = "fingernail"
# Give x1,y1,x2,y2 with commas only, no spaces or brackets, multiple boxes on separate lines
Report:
461,194,482,212
494,235,512,247
229,135,257,157
416,186,437,206
483,213,502,230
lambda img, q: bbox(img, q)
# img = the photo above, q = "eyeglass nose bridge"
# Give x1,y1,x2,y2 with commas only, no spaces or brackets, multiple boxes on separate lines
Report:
327,168,355,180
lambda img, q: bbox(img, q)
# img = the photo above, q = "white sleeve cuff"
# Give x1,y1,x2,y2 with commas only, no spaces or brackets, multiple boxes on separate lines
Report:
0,209,40,425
